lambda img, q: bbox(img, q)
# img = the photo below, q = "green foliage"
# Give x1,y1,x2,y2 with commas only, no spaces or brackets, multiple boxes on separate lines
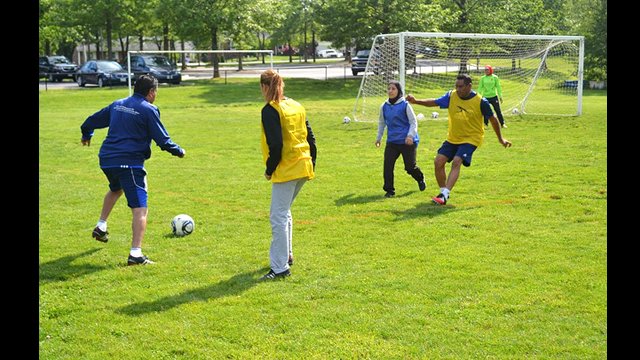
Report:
585,66,607,82
40,78,606,358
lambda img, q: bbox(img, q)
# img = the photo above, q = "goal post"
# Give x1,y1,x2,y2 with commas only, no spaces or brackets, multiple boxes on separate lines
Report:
126,49,274,95
352,32,585,122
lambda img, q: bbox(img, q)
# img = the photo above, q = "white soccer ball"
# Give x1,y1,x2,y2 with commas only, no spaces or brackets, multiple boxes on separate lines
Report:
512,108,520,114
416,113,425,120
431,111,439,119
343,116,351,124
171,214,195,236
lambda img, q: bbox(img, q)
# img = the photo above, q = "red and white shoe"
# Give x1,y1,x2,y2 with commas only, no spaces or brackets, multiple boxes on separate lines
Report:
432,193,447,205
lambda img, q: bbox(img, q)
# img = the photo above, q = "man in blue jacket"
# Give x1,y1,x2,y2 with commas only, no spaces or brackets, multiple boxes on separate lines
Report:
81,75,185,266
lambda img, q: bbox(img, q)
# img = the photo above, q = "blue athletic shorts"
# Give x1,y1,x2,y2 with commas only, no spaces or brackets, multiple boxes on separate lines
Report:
101,167,148,208
437,141,478,167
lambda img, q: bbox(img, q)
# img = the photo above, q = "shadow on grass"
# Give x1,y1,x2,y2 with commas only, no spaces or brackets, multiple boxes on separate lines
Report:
117,267,270,316
392,202,479,220
39,248,107,283
188,77,361,105
335,191,415,206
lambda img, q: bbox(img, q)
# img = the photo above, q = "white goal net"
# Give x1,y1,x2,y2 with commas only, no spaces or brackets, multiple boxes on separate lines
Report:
353,32,584,122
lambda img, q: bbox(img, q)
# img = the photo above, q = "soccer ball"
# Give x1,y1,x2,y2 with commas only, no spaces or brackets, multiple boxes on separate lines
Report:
431,111,439,119
512,108,520,114
171,214,195,236
416,113,425,120
343,116,351,124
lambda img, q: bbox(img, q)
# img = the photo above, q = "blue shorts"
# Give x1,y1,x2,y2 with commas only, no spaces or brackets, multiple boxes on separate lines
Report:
101,167,148,208
437,141,477,167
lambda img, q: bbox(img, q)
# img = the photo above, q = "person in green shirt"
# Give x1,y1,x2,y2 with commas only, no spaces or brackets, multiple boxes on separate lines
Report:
478,65,506,128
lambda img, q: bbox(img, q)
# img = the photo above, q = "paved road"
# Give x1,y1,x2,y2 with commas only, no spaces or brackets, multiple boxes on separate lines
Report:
39,59,466,90
39,62,357,91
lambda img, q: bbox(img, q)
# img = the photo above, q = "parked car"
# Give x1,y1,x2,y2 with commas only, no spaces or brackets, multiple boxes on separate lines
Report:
75,60,132,87
125,55,181,84
418,46,440,57
351,49,380,76
39,56,78,82
317,49,344,58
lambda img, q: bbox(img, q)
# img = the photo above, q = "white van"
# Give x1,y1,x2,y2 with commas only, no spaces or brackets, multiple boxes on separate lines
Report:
317,49,344,58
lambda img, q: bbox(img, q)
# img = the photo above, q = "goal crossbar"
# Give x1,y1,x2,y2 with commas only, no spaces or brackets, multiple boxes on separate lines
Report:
126,49,274,95
353,32,585,121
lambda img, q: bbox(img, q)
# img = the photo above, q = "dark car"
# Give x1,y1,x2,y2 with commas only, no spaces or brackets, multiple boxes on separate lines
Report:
351,49,379,76
75,60,132,87
126,55,181,84
39,56,78,82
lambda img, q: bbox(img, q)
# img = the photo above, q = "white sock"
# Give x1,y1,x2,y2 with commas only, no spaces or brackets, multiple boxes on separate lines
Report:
96,220,107,232
130,248,143,257
442,188,450,199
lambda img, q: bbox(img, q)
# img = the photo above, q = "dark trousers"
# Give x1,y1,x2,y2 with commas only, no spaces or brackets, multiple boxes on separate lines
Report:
485,96,505,126
383,142,424,194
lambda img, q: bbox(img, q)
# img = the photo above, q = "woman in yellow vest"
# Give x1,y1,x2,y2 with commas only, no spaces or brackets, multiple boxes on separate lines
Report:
406,74,511,205
259,69,317,280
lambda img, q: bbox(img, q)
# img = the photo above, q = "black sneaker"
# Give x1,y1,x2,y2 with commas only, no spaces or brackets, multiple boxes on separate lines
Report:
92,227,109,243
384,191,395,198
432,193,447,205
288,255,294,266
418,180,426,191
127,255,155,266
260,268,291,280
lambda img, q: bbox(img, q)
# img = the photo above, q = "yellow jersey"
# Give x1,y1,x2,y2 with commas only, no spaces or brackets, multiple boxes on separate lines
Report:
261,98,315,183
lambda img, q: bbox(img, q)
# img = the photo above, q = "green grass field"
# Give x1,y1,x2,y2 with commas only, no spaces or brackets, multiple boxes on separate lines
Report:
39,78,606,358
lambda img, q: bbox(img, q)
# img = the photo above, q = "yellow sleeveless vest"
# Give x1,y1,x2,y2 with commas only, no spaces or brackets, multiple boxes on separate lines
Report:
261,98,315,183
447,90,485,147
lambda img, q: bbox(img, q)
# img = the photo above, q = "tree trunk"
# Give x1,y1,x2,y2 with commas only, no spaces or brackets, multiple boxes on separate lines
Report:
303,19,308,63
258,32,266,64
312,30,316,63
118,34,129,63
211,27,219,78
95,32,101,60
163,23,169,51
106,16,113,60
181,39,187,70
139,32,144,51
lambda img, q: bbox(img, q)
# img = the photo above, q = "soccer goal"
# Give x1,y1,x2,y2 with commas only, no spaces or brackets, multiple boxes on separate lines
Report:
352,32,585,122
126,49,274,95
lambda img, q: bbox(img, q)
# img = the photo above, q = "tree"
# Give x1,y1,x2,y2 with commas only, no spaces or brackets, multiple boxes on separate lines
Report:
190,0,254,77
39,0,85,59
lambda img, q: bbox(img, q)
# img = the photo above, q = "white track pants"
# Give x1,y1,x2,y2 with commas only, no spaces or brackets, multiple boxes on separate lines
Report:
269,178,307,273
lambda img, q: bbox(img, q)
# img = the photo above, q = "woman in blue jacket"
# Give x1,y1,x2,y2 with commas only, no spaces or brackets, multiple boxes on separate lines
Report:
375,81,426,198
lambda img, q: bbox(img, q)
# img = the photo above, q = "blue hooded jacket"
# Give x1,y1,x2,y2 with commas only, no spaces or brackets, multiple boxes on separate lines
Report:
81,93,183,168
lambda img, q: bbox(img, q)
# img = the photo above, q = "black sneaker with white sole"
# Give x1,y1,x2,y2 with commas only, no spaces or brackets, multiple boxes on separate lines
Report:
127,255,155,266
260,268,291,280
92,227,109,243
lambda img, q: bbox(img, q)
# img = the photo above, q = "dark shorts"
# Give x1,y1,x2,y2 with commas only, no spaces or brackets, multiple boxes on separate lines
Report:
437,141,478,167
101,167,148,208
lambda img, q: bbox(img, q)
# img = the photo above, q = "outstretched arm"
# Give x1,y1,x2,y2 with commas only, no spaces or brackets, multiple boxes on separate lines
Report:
405,94,438,107
488,116,512,148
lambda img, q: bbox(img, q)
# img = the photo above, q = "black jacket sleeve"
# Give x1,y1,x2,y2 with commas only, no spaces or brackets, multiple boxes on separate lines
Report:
306,119,317,168
261,104,283,176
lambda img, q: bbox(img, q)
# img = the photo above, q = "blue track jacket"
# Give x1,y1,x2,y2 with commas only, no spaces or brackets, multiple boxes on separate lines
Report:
81,93,183,168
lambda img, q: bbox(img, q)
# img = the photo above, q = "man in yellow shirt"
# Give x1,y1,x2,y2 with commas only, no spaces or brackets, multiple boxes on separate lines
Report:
406,74,512,205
